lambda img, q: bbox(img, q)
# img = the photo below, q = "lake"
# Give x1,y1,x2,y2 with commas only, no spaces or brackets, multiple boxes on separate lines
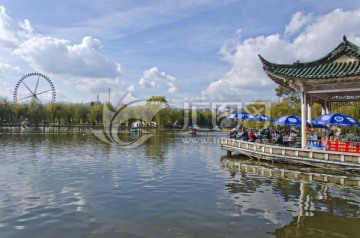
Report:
0,128,359,238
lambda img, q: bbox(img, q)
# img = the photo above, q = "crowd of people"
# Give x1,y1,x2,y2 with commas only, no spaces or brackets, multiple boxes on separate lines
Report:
229,125,360,153
230,127,298,146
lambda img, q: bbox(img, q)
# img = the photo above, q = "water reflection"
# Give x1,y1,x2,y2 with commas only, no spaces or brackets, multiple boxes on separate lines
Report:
221,156,360,237
270,210,360,238
2,128,360,237
143,130,175,162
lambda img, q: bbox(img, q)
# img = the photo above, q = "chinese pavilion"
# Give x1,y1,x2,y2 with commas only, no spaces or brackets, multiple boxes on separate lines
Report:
259,36,360,147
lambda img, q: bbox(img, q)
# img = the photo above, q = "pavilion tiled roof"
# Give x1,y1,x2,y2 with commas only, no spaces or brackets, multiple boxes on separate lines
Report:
259,36,360,79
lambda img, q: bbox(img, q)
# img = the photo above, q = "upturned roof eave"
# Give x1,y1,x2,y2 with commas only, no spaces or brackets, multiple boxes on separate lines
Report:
259,36,360,70
264,70,297,91
265,69,360,92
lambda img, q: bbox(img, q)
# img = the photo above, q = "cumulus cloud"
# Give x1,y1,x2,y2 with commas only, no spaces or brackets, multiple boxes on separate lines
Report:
202,8,360,102
139,67,178,93
292,8,360,60
203,34,293,101
0,5,123,101
0,6,20,49
74,76,123,93
285,12,312,36
13,36,121,78
0,62,23,99
0,6,33,50
0,62,22,76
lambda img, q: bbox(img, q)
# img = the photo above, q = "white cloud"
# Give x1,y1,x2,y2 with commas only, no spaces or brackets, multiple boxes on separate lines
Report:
293,8,360,60
139,67,178,93
0,62,22,76
0,62,23,99
0,5,124,101
285,12,312,36
0,6,34,50
203,34,292,101
73,76,123,93
0,6,20,49
202,8,360,102
13,36,121,79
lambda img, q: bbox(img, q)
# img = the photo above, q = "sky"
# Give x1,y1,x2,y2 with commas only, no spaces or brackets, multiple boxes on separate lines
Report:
0,0,360,107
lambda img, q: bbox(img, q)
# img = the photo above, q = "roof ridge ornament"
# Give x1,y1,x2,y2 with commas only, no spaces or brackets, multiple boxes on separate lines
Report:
343,35,348,46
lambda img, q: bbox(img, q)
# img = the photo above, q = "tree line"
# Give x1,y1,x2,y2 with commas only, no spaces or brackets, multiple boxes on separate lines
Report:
0,88,359,128
0,96,206,127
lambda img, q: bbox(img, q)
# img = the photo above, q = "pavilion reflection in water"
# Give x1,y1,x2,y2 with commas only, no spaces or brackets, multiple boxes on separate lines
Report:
221,156,360,238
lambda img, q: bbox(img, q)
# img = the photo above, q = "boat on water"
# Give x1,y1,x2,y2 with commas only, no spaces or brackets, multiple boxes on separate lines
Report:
163,120,183,130
188,126,198,135
130,125,140,132
20,120,32,130
164,124,183,129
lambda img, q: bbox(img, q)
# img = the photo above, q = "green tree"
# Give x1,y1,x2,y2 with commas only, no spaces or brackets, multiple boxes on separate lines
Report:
271,100,300,119
146,96,169,107
73,104,89,124
275,85,300,108
88,103,103,125
0,98,13,123
46,103,63,125
12,103,29,122
28,102,46,126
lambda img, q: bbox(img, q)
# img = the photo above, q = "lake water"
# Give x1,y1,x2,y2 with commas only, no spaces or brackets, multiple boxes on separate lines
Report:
0,128,359,238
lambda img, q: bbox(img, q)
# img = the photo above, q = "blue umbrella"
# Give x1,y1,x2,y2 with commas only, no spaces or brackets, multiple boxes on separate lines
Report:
311,122,328,129
313,113,360,127
273,115,301,126
253,114,273,122
229,112,255,121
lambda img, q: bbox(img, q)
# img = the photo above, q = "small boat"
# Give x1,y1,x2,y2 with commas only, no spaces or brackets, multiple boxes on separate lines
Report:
188,126,198,135
164,120,182,130
130,125,140,132
20,120,32,128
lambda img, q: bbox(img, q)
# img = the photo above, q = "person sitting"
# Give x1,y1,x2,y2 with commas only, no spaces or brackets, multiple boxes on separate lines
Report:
249,130,257,142
271,130,277,139
335,127,341,141
328,130,334,140
240,129,249,141
266,130,272,140
274,131,283,146
259,129,272,144
230,130,238,139
260,128,266,138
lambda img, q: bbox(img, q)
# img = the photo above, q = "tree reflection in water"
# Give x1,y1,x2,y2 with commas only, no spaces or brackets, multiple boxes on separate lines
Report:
221,156,360,238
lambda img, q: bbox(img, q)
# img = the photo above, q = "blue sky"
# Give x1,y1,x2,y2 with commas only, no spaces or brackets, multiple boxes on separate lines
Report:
0,0,359,106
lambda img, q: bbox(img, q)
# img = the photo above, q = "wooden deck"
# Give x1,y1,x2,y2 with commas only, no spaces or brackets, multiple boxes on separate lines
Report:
221,138,360,172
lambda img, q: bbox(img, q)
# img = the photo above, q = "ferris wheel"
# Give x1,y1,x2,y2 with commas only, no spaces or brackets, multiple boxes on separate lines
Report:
14,73,56,104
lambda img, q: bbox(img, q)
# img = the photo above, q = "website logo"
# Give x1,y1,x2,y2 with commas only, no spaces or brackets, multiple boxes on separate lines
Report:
91,92,166,148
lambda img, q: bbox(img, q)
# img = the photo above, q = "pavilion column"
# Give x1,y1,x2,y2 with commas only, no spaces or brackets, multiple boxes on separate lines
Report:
321,97,331,115
325,100,330,114
324,100,329,114
321,100,326,115
307,95,312,126
301,92,307,148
